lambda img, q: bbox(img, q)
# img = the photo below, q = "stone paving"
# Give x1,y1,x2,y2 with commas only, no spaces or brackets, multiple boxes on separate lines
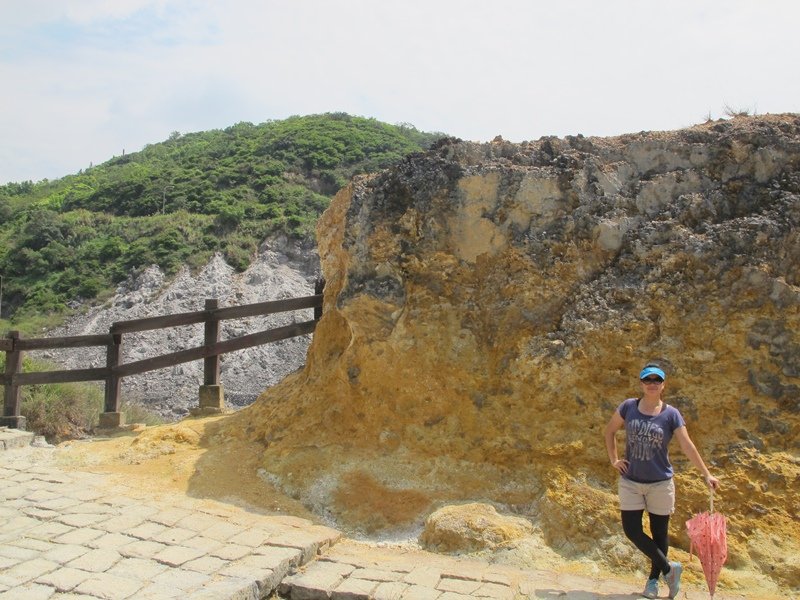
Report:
0,429,752,599
277,539,750,600
0,431,339,599
279,540,602,600
0,428,35,451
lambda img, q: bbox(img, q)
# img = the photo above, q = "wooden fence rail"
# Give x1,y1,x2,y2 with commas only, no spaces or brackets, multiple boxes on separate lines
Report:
1,280,324,431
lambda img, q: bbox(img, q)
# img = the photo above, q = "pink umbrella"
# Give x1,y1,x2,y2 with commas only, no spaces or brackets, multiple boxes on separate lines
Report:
686,491,728,598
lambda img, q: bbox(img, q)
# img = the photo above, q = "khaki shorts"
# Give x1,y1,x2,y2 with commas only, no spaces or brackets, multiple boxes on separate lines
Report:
618,477,675,515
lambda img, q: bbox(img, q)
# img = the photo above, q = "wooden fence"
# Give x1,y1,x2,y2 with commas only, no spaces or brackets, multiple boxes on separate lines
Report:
1,280,324,430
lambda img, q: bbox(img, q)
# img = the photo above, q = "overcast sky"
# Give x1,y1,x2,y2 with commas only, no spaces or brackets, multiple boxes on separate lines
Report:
1,0,798,185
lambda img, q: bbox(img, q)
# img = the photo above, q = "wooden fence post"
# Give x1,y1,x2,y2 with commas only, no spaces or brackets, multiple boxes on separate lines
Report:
1,331,25,430
314,278,325,321
198,298,224,412
99,333,124,428
203,299,220,386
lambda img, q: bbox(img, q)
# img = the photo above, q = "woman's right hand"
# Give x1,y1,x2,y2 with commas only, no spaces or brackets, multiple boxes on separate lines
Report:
612,459,629,475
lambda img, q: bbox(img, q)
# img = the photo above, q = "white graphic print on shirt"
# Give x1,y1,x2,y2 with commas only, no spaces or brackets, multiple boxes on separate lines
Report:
627,418,665,461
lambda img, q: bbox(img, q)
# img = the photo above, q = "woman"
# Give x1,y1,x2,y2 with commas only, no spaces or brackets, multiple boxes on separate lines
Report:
604,363,720,599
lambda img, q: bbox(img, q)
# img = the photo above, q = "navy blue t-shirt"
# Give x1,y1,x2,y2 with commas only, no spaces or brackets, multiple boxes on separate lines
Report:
618,397,686,483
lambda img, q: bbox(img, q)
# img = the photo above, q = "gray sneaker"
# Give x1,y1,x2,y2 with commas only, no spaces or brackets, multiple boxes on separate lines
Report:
642,577,659,598
664,561,683,598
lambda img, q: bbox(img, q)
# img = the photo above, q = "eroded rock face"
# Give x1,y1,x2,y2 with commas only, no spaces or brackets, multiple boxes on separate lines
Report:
232,115,799,589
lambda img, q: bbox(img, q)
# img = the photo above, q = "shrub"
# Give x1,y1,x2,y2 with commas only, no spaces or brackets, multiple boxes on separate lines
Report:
6,355,164,441
723,103,754,118
121,402,165,427
223,241,254,272
21,381,104,442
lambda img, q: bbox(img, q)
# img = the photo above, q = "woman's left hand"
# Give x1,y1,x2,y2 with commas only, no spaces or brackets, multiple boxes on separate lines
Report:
705,474,720,491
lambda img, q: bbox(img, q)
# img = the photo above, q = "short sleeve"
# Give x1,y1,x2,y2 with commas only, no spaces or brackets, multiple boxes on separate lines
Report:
617,398,636,419
670,406,686,431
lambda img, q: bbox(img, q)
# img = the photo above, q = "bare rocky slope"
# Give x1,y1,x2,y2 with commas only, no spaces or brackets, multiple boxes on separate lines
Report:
44,235,319,419
219,115,799,594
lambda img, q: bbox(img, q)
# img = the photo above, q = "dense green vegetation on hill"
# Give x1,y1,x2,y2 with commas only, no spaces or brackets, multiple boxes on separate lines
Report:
0,114,445,327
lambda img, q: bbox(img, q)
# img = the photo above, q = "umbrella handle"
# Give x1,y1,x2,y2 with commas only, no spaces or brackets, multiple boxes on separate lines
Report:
710,488,714,513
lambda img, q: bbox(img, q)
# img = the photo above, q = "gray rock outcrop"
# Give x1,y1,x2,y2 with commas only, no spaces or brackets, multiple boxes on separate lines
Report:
43,236,319,420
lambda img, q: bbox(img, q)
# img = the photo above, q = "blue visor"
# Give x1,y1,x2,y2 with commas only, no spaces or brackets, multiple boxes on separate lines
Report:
639,366,666,380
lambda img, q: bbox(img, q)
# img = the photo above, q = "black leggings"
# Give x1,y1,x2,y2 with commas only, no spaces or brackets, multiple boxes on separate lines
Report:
621,509,671,579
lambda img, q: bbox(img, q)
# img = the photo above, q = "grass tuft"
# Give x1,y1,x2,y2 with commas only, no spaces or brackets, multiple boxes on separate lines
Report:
21,380,104,442
2,355,165,442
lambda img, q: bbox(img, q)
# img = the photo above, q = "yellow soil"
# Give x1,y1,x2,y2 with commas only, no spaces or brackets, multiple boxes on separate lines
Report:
50,415,794,599
54,414,316,520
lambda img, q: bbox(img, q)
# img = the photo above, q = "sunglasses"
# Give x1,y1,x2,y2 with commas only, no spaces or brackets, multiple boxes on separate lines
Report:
641,377,664,384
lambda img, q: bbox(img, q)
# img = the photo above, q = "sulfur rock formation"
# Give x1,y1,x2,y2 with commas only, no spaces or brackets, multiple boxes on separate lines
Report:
228,115,799,591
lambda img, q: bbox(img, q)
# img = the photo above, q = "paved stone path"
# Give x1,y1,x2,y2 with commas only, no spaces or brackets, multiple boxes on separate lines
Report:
0,429,751,599
0,428,35,452
0,431,338,599
279,540,620,600
277,540,752,600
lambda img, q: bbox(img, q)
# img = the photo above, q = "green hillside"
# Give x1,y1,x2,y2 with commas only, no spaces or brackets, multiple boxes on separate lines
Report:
0,114,446,328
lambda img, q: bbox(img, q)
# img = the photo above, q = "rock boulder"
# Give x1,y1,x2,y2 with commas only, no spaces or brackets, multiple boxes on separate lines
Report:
420,503,534,553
